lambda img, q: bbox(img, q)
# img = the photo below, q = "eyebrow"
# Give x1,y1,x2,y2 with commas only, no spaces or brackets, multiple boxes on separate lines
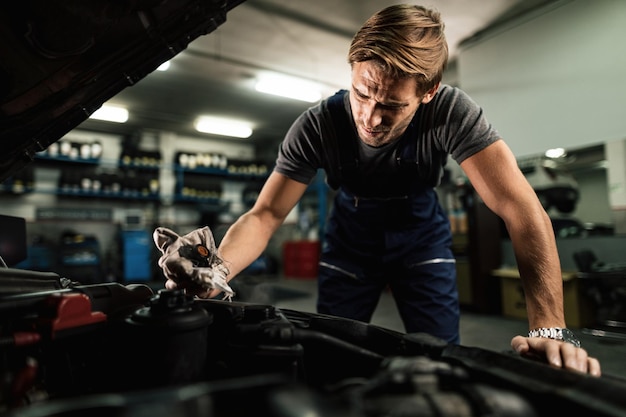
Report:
351,85,408,108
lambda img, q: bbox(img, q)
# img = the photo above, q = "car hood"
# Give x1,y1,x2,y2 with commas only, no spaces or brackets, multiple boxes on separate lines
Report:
0,0,245,183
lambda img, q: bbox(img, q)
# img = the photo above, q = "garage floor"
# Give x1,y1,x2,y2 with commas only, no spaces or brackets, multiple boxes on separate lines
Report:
232,274,626,381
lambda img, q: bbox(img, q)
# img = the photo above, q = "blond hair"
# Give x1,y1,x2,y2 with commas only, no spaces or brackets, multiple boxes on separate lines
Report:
348,4,448,95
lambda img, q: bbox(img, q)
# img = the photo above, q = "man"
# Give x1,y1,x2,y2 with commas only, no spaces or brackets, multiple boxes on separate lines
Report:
164,4,600,375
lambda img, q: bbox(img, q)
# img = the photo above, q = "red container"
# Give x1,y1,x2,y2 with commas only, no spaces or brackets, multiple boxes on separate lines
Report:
283,240,320,279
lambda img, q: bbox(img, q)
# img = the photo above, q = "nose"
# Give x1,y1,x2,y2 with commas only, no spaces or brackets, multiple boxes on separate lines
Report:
361,101,382,128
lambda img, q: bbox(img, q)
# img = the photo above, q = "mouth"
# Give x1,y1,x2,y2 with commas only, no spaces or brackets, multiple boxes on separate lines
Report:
360,125,387,137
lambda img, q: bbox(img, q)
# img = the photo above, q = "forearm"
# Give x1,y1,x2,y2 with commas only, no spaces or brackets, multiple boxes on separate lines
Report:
217,210,282,280
215,172,307,284
507,209,565,329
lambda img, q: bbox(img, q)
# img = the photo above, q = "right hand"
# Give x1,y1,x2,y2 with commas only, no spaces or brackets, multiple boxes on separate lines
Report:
165,275,228,299
153,226,235,300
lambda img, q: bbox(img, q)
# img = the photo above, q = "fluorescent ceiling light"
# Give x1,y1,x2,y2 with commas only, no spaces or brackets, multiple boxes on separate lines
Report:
194,116,253,138
157,61,170,71
545,148,566,158
255,73,322,103
89,104,128,123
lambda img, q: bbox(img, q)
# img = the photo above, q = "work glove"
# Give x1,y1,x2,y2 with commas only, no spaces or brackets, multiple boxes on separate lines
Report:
153,226,234,301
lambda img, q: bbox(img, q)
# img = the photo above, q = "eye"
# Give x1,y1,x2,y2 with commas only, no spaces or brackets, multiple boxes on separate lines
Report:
380,104,401,111
352,88,368,100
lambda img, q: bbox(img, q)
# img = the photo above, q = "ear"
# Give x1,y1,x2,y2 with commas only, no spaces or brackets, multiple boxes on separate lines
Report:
420,82,440,104
153,227,181,253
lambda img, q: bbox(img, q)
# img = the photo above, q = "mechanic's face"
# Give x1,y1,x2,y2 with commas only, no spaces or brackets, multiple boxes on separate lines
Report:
349,61,439,147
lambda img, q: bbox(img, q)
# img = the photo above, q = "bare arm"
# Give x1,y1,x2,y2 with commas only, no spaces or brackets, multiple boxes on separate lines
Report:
461,140,602,376
460,140,564,329
213,172,308,292
461,140,600,376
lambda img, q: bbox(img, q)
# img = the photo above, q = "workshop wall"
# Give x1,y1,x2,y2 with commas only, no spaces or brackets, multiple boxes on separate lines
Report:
457,0,626,159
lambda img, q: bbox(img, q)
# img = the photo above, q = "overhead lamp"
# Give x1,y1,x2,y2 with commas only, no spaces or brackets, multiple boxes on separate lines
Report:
157,61,170,71
545,148,566,158
194,116,253,138
255,73,322,103
89,104,129,123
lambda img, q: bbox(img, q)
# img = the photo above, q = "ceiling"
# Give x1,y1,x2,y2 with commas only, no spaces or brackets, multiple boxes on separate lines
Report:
78,0,556,155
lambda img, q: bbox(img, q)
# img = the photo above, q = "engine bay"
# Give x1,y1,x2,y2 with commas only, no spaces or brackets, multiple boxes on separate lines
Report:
2,269,626,416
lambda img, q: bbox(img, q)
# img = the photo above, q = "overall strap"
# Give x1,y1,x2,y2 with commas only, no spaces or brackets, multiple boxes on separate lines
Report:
395,120,420,175
396,108,444,189
319,90,358,190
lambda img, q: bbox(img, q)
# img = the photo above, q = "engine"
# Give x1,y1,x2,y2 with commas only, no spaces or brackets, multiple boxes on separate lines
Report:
2,268,626,417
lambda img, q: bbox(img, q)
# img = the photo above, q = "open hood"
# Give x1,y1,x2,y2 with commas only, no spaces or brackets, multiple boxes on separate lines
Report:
0,0,245,183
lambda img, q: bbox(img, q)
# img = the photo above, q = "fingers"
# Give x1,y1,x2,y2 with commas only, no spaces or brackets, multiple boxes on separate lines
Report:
203,288,224,299
164,278,223,299
164,279,179,290
512,336,602,377
510,335,530,354
587,356,602,377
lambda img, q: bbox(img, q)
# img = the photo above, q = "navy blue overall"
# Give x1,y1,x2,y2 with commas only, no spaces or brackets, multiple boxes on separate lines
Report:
317,91,460,344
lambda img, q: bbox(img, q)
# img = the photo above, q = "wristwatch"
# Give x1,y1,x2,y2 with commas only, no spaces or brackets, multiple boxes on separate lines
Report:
528,327,581,348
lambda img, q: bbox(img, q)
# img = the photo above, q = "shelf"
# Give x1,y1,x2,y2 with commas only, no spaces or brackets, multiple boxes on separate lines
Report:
17,148,272,212
173,195,224,205
55,189,160,201
174,164,269,181
35,154,101,165
173,198,230,213
118,161,161,171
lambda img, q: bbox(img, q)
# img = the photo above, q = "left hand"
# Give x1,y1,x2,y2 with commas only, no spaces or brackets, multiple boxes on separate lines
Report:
511,335,601,377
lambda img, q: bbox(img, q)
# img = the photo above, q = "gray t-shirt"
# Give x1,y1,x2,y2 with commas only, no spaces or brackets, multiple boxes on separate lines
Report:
274,84,500,195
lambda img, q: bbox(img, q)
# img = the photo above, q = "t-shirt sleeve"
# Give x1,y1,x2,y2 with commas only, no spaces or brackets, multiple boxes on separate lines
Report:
273,104,324,185
432,86,501,165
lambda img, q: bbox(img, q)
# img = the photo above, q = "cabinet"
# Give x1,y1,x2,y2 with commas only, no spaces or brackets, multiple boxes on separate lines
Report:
1,141,271,212
1,134,273,284
464,198,503,313
495,268,595,328
442,180,502,313
299,170,332,239
58,232,102,284
283,240,320,279
121,230,152,282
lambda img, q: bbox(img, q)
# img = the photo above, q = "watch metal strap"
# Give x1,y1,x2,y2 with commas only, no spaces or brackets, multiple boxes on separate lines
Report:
528,327,580,348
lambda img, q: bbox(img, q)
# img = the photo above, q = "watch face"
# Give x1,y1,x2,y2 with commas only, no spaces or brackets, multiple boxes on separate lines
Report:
561,328,581,347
